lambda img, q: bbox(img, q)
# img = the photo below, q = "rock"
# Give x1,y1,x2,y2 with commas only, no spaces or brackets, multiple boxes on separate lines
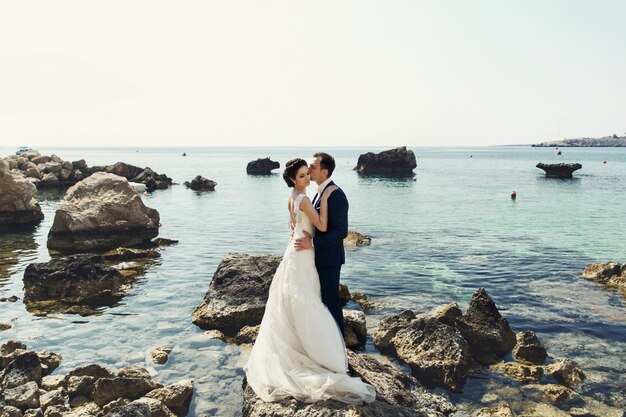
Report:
92,377,157,406
72,160,87,170
39,172,60,187
39,388,66,411
344,231,372,246
512,331,547,365
343,310,367,349
144,379,193,417
24,167,42,180
102,401,149,417
0,321,12,331
36,351,62,376
0,159,44,228
131,398,176,417
68,364,116,379
31,155,51,165
150,347,171,365
546,359,586,387
3,380,40,410
373,310,417,351
41,375,66,391
47,172,160,252
183,175,217,191
429,303,463,326
43,404,68,416
234,325,260,344
582,262,626,288
354,146,417,175
64,401,101,417
191,253,281,336
67,376,96,399
246,158,280,175
536,162,582,178
339,283,351,306
0,351,42,390
390,317,470,392
473,403,514,417
490,362,543,383
117,366,150,379
0,405,23,417
23,254,135,309
537,384,572,403
24,409,44,417
346,351,456,415
1,340,27,355
455,288,516,364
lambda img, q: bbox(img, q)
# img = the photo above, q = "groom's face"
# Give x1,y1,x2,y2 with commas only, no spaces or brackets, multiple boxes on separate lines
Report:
309,156,327,184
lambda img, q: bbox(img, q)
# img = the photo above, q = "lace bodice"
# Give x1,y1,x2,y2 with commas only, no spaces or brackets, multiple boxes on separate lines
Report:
292,193,314,239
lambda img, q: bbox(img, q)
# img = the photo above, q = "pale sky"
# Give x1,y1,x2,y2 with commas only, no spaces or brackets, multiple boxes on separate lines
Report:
1,1,625,148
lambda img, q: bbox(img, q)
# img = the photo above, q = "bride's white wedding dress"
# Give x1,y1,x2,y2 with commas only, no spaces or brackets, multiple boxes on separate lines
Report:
244,194,376,404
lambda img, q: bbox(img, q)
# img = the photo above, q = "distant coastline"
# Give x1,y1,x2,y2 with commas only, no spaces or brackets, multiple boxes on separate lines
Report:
532,135,626,147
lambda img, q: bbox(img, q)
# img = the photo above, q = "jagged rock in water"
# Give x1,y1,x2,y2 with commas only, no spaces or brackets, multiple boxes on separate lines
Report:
183,175,217,191
354,147,417,175
246,158,280,175
536,162,582,178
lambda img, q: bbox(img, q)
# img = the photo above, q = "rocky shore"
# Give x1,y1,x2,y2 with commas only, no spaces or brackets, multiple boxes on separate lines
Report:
532,135,626,147
0,340,193,417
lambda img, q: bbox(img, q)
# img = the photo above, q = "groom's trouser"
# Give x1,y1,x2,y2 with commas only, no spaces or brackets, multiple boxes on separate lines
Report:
318,266,344,335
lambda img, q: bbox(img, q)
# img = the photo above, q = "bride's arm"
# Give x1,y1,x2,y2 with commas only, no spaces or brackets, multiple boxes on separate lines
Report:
299,188,336,232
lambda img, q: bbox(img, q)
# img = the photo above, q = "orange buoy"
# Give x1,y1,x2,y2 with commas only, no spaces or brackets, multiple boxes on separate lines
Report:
511,191,517,199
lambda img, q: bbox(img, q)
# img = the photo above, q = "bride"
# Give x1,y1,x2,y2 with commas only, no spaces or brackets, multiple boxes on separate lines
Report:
244,158,376,404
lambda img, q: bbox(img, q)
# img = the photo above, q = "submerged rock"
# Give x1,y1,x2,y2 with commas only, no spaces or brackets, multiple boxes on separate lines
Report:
183,175,217,191
23,254,135,313
354,147,417,175
47,172,160,253
246,157,280,175
536,162,582,178
0,159,44,228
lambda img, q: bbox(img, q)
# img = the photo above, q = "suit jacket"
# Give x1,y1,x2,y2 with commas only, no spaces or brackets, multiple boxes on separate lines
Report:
313,180,348,268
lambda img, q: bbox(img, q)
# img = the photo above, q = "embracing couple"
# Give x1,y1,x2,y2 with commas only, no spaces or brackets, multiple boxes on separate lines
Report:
244,152,376,404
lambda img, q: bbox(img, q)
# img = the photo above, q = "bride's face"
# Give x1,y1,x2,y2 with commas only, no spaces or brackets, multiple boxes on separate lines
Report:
293,165,311,189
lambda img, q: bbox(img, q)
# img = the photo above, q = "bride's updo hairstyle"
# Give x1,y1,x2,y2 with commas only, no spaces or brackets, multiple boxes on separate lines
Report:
283,158,308,187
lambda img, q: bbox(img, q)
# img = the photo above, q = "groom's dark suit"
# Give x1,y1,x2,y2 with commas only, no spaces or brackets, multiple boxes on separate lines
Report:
312,180,348,334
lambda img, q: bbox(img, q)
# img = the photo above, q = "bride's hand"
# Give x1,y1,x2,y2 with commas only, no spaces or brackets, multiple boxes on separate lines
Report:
322,185,338,202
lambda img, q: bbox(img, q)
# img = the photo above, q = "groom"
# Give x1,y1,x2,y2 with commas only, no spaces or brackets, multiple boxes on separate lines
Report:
295,152,348,334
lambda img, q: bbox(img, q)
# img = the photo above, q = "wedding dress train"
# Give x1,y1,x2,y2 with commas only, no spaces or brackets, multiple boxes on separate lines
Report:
244,194,376,404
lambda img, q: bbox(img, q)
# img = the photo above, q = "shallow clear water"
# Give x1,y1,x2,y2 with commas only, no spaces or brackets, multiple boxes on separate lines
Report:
1,146,625,416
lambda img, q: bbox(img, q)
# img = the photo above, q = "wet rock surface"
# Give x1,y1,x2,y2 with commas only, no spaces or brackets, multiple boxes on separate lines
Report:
582,262,626,289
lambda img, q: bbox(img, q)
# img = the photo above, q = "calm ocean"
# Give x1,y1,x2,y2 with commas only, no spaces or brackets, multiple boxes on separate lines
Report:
1,146,625,415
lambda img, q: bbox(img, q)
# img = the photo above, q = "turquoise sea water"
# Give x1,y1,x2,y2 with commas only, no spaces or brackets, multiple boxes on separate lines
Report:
1,146,625,415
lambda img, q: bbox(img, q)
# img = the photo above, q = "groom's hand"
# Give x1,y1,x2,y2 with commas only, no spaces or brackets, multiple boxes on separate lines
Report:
294,231,313,251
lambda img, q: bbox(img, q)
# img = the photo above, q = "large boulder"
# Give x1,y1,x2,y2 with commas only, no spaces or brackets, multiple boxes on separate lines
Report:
246,158,280,175
455,288,516,364
183,175,217,191
191,253,281,336
373,311,470,392
0,159,44,228
23,254,135,308
354,147,417,175
47,172,160,252
536,162,582,178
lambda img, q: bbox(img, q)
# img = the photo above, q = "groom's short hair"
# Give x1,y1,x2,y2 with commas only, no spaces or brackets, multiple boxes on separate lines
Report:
314,152,335,177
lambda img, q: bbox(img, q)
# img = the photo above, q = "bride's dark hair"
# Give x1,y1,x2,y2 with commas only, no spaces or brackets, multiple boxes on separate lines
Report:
283,158,308,187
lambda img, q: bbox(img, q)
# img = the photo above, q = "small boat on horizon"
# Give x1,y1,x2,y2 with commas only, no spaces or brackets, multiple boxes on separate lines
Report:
15,146,38,155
